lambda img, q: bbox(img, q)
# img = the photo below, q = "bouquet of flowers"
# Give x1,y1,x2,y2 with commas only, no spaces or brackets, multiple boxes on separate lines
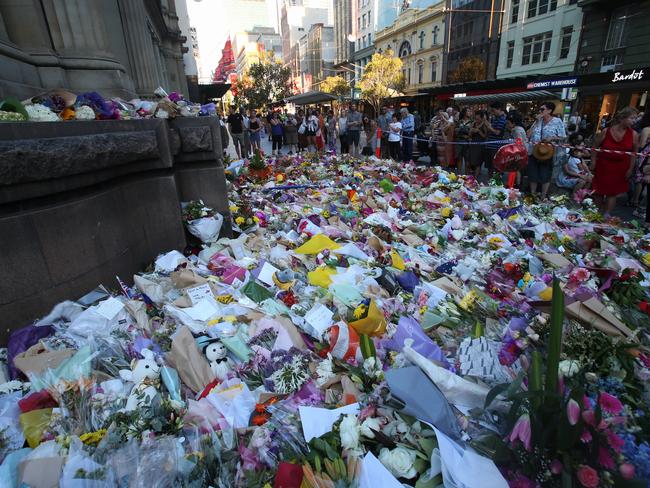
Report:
181,200,223,243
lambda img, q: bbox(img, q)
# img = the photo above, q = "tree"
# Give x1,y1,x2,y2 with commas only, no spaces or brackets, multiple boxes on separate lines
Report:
449,56,486,84
320,76,350,98
358,50,404,117
232,54,293,110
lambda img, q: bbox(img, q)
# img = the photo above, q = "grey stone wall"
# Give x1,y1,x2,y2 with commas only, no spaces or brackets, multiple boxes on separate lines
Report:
0,117,230,342
0,0,189,100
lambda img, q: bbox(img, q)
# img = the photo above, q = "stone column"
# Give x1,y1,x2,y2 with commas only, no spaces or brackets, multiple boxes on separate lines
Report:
118,0,160,95
0,0,54,54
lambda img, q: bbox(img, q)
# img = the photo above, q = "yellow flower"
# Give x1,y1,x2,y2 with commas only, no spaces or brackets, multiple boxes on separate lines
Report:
441,207,452,218
80,429,107,446
322,210,330,218
229,205,239,213
643,253,650,267
459,290,479,311
522,272,532,283
352,304,368,319
449,173,457,182
253,216,260,223
235,216,245,225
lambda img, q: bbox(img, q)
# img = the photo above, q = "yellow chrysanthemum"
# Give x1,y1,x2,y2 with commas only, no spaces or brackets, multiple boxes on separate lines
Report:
643,253,650,267
80,429,107,446
352,304,368,319
229,205,239,213
235,216,245,225
253,216,260,223
459,290,479,311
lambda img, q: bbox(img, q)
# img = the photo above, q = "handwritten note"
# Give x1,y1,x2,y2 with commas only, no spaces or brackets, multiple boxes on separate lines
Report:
186,283,214,306
303,304,334,339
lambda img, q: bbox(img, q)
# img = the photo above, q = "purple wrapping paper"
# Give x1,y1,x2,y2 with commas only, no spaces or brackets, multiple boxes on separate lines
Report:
7,325,54,380
383,316,450,368
396,271,419,292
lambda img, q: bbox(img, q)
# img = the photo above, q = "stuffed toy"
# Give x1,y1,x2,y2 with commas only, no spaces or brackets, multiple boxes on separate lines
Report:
119,348,160,412
202,338,234,381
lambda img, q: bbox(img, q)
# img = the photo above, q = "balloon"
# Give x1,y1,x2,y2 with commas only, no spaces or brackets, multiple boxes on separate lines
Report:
494,142,528,173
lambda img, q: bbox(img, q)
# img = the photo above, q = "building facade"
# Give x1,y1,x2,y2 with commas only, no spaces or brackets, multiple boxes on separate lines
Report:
333,0,356,82
306,23,336,86
0,0,189,99
374,3,445,96
233,27,282,77
497,0,582,79
443,0,505,83
574,0,650,129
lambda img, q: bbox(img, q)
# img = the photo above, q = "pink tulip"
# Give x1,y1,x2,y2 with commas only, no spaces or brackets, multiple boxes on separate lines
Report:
567,399,581,426
509,413,532,451
619,463,635,480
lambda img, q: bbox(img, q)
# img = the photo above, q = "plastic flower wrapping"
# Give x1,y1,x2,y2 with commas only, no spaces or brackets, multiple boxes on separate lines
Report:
0,151,649,488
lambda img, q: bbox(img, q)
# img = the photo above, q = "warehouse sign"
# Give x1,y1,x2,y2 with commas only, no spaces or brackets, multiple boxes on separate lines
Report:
611,69,644,83
527,78,578,90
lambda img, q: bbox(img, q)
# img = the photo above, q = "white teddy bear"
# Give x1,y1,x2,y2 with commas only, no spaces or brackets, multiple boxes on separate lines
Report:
203,339,233,381
119,348,160,412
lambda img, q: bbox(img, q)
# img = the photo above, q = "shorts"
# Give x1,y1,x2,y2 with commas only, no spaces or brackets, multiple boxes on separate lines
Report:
528,155,553,184
251,132,261,143
231,132,245,149
348,130,361,146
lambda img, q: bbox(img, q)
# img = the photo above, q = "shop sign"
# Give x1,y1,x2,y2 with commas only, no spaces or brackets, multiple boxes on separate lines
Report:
453,93,467,98
527,78,578,90
611,69,644,83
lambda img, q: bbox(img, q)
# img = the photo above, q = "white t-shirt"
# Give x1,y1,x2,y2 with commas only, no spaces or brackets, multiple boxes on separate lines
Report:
388,121,402,142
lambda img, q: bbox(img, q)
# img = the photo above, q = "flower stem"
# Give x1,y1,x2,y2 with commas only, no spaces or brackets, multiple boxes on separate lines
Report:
545,276,564,396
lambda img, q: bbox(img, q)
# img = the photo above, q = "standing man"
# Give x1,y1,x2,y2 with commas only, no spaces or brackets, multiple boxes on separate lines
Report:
240,108,251,158
486,101,507,177
377,106,391,159
346,104,363,157
400,107,415,162
338,108,349,154
227,106,245,159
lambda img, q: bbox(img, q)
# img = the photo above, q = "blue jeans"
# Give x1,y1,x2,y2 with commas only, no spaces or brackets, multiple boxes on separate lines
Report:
402,131,414,162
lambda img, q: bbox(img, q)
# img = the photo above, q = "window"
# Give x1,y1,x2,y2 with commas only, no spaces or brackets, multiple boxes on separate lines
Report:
527,0,557,19
368,33,372,44
398,40,412,58
506,40,514,68
368,10,371,27
601,53,624,71
559,26,572,59
362,14,366,29
418,63,423,83
605,7,630,51
357,17,361,31
357,39,360,50
418,31,425,49
431,60,437,81
362,35,366,48
511,0,519,24
432,25,439,45
521,31,552,65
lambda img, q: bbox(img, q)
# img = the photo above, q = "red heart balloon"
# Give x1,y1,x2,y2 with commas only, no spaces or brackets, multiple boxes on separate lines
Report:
494,142,529,173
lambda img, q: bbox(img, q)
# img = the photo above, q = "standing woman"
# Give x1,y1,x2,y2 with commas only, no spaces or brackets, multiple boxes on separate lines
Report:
527,102,566,200
270,112,284,156
388,113,402,161
326,110,337,152
305,109,318,152
284,113,299,154
364,115,378,155
455,108,473,173
505,111,528,187
296,109,307,153
468,110,489,179
592,107,639,217
338,109,349,154
249,111,262,152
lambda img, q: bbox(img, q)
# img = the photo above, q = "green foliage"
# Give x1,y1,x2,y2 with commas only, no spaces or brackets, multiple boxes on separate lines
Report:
320,76,350,98
233,56,293,110
449,56,486,83
359,50,404,116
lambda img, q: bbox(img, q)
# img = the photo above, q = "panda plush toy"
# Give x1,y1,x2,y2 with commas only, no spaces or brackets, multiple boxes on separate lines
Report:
202,338,234,381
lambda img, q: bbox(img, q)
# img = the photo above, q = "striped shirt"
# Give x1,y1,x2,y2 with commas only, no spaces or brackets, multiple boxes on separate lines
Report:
487,114,506,149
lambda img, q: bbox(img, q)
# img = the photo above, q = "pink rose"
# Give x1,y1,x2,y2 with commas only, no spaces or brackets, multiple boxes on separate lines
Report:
577,465,599,488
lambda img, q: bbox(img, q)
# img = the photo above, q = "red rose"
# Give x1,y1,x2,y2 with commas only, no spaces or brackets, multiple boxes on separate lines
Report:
577,465,599,488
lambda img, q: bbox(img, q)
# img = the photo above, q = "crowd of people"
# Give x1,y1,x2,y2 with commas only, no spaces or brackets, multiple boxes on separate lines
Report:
220,102,650,228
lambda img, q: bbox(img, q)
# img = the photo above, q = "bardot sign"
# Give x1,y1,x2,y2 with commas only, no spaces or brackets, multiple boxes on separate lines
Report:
527,78,578,89
611,69,645,83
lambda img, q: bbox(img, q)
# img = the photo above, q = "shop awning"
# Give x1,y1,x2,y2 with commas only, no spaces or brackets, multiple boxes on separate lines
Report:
454,90,559,104
198,83,231,100
284,91,338,105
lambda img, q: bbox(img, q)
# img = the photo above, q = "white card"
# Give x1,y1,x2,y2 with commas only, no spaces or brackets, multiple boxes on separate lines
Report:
231,244,246,260
257,262,280,286
95,297,124,320
186,283,214,306
303,304,334,339
299,403,360,442
359,452,403,488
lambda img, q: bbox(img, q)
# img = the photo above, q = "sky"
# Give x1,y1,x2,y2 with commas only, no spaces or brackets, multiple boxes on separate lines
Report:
186,0,280,82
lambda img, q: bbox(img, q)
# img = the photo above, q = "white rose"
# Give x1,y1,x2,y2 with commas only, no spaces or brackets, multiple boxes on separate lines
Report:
558,360,580,378
359,417,382,439
378,447,417,479
339,414,360,450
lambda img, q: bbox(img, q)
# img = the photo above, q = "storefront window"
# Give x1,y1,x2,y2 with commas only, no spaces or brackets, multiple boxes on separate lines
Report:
597,93,619,131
